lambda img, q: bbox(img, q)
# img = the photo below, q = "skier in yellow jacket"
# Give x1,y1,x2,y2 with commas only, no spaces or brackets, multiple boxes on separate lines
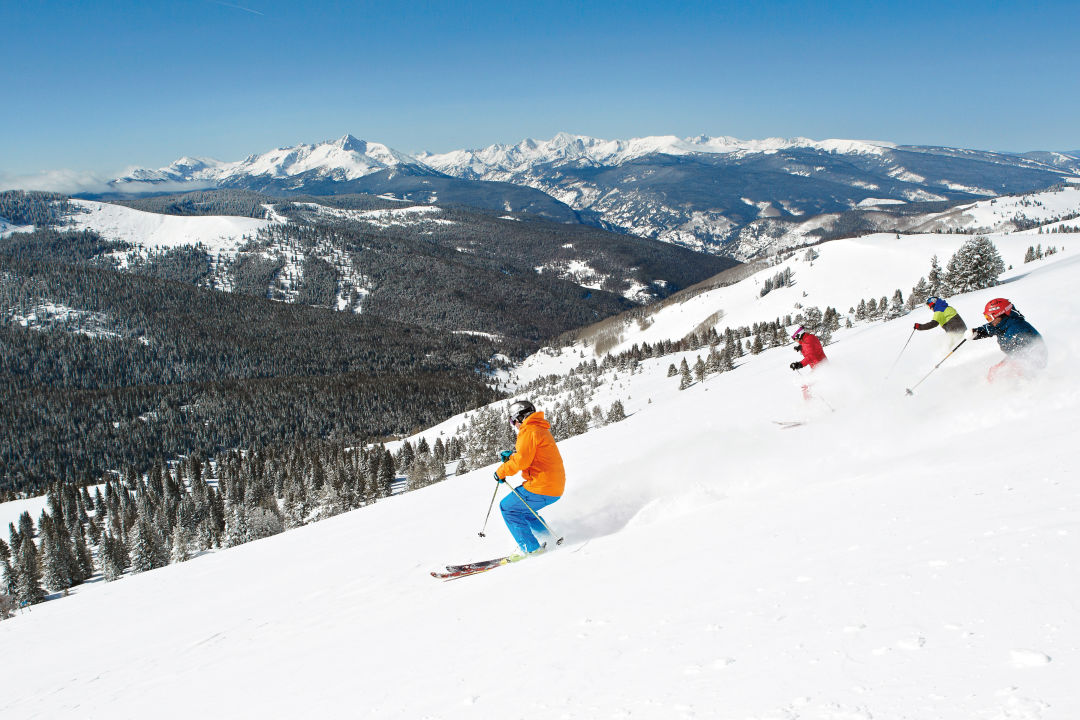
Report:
494,400,565,556
914,296,967,339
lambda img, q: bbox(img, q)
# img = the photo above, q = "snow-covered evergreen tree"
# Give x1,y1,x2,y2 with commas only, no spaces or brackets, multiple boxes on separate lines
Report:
927,254,947,296
945,236,1006,293
74,531,94,581
100,533,126,582
606,400,627,423
41,525,71,592
130,519,167,572
245,507,284,542
170,522,190,564
15,538,45,605
678,358,692,390
0,538,15,596
885,290,906,319
909,277,930,309
855,298,867,320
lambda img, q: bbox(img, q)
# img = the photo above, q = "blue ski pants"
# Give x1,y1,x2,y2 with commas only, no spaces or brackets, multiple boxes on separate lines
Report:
500,487,560,553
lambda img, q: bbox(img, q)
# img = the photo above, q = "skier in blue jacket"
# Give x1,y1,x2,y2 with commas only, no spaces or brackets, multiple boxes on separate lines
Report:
970,297,1047,382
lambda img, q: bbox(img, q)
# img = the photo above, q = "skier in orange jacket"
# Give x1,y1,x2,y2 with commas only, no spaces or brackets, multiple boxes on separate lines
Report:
494,400,565,555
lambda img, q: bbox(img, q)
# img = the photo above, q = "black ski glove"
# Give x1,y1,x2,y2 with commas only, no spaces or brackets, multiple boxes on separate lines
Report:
794,345,802,352
790,361,803,370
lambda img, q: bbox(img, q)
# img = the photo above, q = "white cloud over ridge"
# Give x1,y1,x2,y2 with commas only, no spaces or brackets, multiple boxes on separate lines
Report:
0,169,215,195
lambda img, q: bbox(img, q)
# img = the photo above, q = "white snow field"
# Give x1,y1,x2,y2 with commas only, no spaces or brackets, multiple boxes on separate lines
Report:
2,237,1079,719
64,199,274,260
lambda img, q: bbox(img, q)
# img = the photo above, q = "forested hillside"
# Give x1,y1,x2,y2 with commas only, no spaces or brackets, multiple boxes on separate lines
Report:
0,256,502,496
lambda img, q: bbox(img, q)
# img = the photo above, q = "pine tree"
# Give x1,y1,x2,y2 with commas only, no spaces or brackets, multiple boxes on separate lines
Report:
885,289,905,319
946,235,1006,293
74,531,94,581
678,358,692,390
720,343,735,371
41,523,71,592
928,254,947,295
15,538,46,605
0,538,14,596
170,518,190,564
129,521,153,572
378,449,396,498
606,400,626,423
909,277,930,309
705,346,721,374
406,455,432,491
101,533,127,581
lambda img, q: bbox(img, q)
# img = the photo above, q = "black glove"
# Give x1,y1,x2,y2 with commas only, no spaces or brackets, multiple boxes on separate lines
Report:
794,345,801,352
493,471,505,483
790,361,803,370
500,450,513,462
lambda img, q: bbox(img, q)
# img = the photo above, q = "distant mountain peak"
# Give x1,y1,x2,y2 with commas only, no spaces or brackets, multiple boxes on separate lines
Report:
337,133,367,153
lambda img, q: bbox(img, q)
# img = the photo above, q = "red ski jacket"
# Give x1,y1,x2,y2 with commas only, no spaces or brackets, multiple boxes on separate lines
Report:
797,333,827,368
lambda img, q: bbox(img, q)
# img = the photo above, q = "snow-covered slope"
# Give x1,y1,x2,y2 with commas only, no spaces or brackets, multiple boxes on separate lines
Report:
0,216,34,238
65,198,274,259
511,229,1057,367
908,184,1080,234
3,229,1078,718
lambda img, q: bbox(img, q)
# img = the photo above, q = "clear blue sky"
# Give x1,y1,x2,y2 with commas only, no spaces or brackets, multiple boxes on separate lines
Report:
2,0,1078,181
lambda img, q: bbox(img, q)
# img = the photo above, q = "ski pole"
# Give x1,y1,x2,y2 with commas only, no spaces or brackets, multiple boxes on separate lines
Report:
885,328,917,379
906,338,966,396
506,483,564,546
477,481,501,538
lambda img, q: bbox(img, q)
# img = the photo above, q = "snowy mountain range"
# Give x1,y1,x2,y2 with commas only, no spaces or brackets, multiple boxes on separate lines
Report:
110,133,1080,259
3,214,1077,718
111,135,583,223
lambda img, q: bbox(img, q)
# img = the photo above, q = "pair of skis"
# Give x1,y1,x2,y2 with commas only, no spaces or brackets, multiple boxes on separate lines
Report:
772,420,805,429
431,544,549,580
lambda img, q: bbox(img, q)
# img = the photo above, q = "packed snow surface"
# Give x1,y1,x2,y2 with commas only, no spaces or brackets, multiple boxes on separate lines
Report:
2,233,1078,719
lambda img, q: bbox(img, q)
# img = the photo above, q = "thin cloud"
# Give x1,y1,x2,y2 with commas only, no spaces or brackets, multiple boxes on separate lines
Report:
0,169,112,195
0,169,217,196
208,0,265,16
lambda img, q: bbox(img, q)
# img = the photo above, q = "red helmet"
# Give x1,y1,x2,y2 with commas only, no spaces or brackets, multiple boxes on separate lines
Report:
983,298,1013,322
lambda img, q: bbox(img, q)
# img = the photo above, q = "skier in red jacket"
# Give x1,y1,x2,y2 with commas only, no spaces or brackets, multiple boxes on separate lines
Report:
789,326,827,400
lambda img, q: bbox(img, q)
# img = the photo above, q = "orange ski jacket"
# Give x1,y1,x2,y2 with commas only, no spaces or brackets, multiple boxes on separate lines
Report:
495,411,565,497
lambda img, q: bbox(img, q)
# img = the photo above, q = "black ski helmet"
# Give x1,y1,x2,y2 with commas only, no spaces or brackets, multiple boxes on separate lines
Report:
508,400,536,425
